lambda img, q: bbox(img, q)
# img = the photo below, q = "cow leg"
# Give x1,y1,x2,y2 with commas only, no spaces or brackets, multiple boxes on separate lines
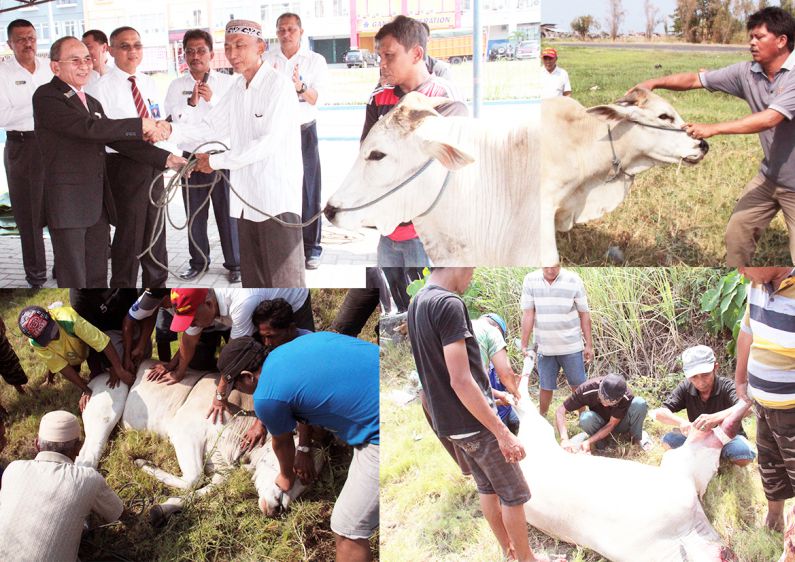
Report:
149,473,229,527
76,374,129,468
255,446,325,516
136,425,207,490
538,208,560,266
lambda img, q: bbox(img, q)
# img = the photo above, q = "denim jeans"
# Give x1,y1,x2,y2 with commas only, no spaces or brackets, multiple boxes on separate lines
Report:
377,235,430,267
662,431,756,463
579,396,648,444
537,351,587,390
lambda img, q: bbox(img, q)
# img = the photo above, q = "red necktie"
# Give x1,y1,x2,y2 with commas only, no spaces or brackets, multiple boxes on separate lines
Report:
76,90,88,110
128,76,150,118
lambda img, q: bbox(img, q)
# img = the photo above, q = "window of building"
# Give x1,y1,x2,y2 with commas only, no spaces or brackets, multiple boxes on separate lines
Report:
315,0,324,18
333,0,348,16
36,22,49,43
55,0,78,7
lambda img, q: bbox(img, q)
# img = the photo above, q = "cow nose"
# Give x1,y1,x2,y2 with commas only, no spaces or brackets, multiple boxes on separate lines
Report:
323,205,337,222
699,140,709,154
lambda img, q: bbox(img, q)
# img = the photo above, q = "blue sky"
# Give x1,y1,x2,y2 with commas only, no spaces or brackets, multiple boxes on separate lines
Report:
542,0,715,34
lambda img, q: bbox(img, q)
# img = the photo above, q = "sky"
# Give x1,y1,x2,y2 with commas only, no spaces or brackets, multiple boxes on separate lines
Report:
542,0,780,34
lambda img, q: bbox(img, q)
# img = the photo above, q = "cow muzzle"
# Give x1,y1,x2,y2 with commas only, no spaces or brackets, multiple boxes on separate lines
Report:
323,204,338,222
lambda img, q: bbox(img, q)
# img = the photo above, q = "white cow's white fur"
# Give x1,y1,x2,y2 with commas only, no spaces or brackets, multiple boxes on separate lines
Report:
77,360,321,519
514,377,728,562
326,89,707,265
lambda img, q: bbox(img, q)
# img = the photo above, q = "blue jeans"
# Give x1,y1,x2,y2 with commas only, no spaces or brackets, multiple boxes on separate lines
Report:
537,351,587,391
662,431,756,463
377,235,430,267
501,408,520,435
579,397,648,445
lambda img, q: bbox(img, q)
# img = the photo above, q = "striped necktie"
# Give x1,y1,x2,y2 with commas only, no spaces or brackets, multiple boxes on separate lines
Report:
128,75,150,118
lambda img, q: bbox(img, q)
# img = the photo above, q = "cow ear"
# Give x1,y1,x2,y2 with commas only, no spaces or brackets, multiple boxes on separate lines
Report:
586,104,631,123
425,140,475,170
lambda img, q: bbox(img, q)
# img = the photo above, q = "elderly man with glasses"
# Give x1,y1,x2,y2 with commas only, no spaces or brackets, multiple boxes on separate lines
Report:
32,35,184,287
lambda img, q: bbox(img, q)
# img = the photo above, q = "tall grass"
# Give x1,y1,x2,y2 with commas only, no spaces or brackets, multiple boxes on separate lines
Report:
0,289,378,561
381,267,787,561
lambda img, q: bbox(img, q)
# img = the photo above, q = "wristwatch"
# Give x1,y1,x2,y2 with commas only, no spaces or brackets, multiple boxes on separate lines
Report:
215,392,225,402
297,82,307,95
296,445,311,454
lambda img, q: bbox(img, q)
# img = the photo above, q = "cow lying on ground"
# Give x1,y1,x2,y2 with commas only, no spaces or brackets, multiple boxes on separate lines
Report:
76,360,322,522
324,89,707,266
514,376,745,562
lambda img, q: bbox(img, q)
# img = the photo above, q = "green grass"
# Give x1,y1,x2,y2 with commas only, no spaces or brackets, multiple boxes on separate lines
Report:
542,45,790,266
380,268,789,561
0,289,378,561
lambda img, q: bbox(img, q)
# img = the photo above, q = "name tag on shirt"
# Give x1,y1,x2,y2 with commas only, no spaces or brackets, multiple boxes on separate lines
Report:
182,90,193,95
149,102,161,119
15,80,26,85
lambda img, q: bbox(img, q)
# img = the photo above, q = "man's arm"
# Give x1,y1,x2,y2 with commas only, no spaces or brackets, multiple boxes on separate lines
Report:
584,416,622,449
102,341,135,388
635,72,703,92
59,364,92,411
650,407,690,432
734,329,753,402
491,348,520,400
293,422,317,484
520,308,535,356
683,108,786,139
271,432,297,491
444,340,525,463
579,311,593,363
163,331,199,384
122,312,158,372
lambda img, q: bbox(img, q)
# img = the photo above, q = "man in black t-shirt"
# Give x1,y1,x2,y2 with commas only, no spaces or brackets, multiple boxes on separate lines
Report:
650,345,755,467
555,373,649,453
408,267,549,562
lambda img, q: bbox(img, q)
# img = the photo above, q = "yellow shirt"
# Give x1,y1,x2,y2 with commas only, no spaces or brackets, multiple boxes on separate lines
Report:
29,306,109,373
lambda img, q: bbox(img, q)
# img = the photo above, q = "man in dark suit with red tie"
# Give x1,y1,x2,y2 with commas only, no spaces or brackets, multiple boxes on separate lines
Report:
32,36,185,287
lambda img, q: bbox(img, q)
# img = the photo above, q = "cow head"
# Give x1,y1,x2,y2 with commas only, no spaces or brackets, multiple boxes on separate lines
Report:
324,92,475,233
586,88,709,166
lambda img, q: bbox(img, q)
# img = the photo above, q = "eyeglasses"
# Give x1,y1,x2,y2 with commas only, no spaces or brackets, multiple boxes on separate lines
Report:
56,56,93,67
116,42,144,51
185,47,210,56
11,36,36,45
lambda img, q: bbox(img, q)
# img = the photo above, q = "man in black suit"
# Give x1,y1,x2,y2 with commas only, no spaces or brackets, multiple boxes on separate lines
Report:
32,36,185,287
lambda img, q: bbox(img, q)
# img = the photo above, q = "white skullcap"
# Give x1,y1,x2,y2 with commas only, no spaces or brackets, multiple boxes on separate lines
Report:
225,19,263,38
38,410,81,442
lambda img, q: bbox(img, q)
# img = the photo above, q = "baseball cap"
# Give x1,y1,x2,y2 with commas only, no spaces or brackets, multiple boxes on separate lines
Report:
483,313,507,338
541,48,557,59
170,288,209,332
39,410,81,442
18,306,59,346
217,336,270,384
598,373,627,404
682,345,716,378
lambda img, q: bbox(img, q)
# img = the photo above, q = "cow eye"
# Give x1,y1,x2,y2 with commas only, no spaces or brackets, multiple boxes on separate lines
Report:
366,150,386,161
658,113,674,122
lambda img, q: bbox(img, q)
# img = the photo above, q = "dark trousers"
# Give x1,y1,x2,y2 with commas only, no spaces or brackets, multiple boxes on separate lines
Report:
331,289,380,337
301,122,322,258
106,154,167,288
237,214,305,287
180,169,239,271
292,293,316,332
50,210,110,288
0,330,27,386
4,136,46,285
383,267,424,313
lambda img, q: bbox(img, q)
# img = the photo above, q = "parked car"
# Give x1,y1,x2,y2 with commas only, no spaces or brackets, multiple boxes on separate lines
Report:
515,40,539,60
345,49,379,68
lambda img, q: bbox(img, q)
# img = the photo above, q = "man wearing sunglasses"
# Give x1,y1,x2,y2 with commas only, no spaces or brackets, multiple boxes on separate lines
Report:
33,36,184,287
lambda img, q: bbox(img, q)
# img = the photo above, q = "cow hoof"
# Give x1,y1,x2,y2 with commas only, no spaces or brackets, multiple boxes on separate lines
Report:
605,246,624,264
148,505,167,528
134,458,148,468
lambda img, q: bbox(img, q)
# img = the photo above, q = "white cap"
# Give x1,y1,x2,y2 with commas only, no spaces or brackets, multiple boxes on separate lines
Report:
38,410,81,442
682,345,716,378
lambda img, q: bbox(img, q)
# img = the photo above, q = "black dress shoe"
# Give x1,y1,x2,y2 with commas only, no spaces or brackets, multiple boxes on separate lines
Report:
179,266,201,280
228,270,241,283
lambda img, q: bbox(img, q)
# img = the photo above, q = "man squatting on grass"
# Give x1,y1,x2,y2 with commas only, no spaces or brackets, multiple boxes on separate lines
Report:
634,7,795,266
407,267,550,562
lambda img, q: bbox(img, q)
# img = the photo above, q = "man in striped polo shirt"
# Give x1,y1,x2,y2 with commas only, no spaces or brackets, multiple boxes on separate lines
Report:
520,267,594,416
736,266,795,531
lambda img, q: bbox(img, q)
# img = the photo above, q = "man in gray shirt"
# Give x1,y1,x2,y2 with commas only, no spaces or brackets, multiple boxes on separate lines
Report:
634,6,795,266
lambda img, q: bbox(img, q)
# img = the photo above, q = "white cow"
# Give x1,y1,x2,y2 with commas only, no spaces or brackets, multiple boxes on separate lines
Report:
514,376,744,562
77,360,321,522
324,89,708,265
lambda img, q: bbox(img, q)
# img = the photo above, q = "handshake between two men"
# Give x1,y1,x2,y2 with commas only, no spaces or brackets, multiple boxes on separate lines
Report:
141,118,215,173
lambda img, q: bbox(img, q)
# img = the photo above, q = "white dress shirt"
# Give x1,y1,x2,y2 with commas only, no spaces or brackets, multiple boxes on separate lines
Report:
263,46,328,125
87,65,165,153
0,451,123,562
0,56,53,131
171,63,303,223
541,65,572,99
164,69,234,153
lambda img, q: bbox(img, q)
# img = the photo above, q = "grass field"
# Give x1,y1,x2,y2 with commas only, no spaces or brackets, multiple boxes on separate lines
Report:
545,45,791,266
0,289,378,562
380,268,789,562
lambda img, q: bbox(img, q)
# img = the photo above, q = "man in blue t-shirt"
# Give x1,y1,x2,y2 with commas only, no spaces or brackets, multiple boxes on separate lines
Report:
217,331,379,562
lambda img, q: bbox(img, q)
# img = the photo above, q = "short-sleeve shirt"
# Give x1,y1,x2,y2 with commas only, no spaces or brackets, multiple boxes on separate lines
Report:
263,47,329,125
30,306,110,373
520,269,589,355
473,318,511,419
700,52,795,188
563,376,634,423
253,332,379,446
541,66,571,99
662,375,745,437
407,284,497,437
0,451,123,562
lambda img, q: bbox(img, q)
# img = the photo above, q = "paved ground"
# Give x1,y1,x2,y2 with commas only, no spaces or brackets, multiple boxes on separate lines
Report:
0,99,535,288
